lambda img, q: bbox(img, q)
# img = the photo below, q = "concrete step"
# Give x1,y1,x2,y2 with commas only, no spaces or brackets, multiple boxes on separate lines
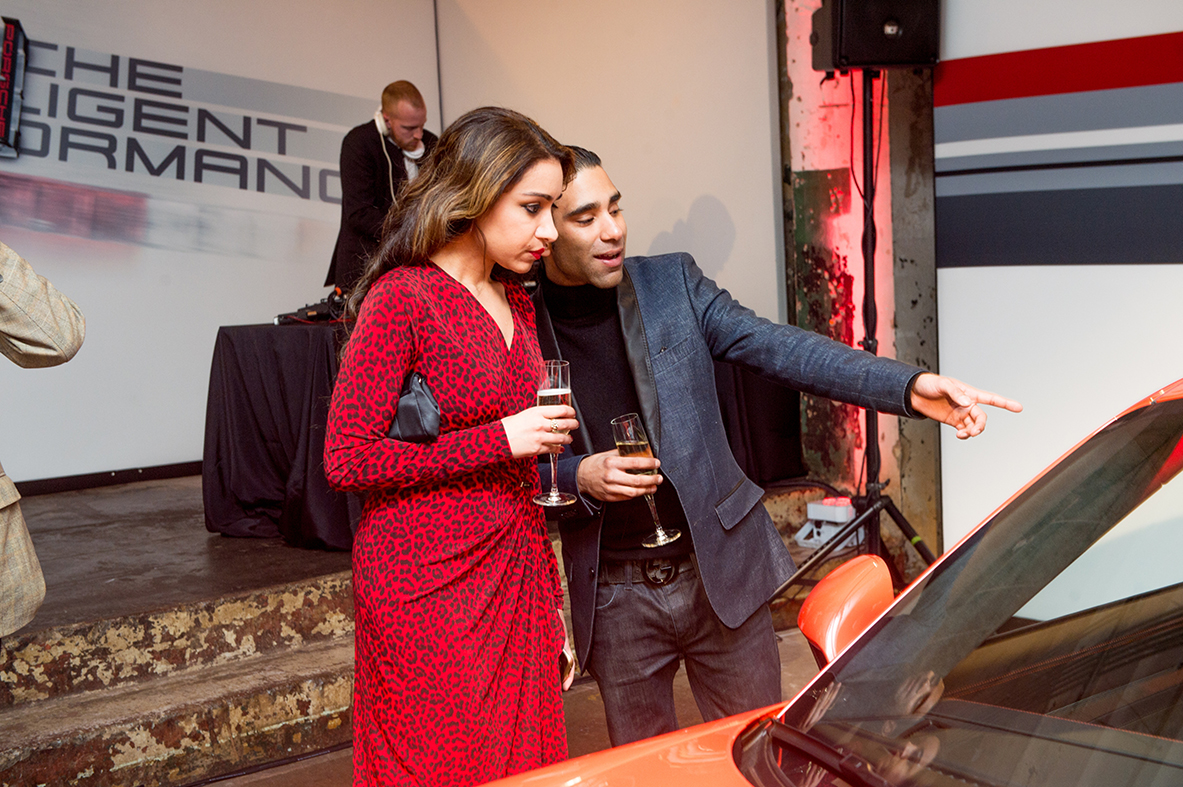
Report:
1,571,353,708
0,570,355,786
0,636,353,787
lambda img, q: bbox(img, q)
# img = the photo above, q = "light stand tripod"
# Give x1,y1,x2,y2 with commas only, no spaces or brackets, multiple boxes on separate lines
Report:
775,69,936,597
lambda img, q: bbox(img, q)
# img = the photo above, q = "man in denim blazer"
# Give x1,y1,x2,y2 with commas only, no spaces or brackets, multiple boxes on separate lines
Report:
534,149,1020,745
1,242,86,639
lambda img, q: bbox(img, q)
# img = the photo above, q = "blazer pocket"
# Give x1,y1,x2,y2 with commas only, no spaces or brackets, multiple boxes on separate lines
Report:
649,335,695,373
715,478,765,531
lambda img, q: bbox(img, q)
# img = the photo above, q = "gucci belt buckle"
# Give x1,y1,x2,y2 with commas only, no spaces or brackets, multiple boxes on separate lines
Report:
643,558,677,586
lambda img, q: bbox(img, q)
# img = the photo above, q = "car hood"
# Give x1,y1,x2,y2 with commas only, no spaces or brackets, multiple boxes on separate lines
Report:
485,704,783,787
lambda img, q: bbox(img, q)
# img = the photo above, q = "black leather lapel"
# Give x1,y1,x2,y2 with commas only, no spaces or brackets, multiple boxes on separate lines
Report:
617,268,661,456
533,286,593,456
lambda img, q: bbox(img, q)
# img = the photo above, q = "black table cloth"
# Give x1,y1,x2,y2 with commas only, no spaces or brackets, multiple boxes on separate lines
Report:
202,323,357,550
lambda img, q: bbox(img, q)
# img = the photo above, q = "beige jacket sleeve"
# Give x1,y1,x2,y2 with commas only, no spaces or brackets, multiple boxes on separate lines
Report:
0,241,86,368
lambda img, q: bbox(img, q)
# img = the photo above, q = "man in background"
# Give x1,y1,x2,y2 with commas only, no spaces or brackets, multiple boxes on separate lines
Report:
324,80,438,293
534,148,1021,746
1,241,86,641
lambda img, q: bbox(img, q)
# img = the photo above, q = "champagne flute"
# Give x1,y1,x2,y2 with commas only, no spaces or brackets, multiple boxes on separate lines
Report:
610,413,681,547
534,360,577,506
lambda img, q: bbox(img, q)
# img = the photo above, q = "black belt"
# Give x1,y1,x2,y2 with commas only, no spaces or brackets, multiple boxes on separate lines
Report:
598,554,694,587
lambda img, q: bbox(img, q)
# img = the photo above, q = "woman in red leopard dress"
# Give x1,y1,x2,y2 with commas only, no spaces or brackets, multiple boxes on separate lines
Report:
325,107,576,786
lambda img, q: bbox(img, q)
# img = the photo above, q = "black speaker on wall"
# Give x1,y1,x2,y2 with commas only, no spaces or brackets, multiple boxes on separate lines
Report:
811,0,939,71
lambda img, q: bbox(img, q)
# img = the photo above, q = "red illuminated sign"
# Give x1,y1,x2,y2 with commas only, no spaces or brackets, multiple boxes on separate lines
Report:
0,17,27,150
0,21,15,137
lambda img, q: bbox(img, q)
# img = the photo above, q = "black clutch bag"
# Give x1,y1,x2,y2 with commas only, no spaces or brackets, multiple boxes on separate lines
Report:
388,371,440,443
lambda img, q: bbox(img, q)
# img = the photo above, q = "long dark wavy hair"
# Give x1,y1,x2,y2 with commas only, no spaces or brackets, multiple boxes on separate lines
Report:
344,106,574,321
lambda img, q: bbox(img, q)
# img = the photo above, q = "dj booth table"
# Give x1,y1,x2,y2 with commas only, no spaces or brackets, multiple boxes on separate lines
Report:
202,323,358,551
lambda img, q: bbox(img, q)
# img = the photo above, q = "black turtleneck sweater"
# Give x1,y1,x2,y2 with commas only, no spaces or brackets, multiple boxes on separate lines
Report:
540,271,692,560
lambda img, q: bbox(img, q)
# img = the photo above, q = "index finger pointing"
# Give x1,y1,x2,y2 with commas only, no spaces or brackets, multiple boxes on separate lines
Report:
975,390,1023,413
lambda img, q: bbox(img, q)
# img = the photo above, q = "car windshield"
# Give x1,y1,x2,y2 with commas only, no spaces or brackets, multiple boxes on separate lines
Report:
775,393,1183,786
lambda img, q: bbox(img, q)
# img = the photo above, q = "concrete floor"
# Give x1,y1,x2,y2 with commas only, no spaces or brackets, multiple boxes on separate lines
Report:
19,475,351,633
16,476,823,786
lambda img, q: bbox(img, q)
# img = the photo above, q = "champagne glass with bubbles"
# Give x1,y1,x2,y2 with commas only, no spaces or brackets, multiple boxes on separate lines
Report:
610,413,681,547
534,360,577,507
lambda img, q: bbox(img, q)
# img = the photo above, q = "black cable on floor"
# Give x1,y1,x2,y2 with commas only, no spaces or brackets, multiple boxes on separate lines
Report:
764,477,849,499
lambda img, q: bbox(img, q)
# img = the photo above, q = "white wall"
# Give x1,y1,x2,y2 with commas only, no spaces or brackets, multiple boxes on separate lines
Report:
938,266,1183,546
942,0,1183,59
0,0,439,481
435,0,786,323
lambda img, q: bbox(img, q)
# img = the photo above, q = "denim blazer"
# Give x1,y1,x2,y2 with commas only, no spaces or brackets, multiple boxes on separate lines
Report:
535,252,920,666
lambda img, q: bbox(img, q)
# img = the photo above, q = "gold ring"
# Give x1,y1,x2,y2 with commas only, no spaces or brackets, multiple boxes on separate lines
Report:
550,419,559,433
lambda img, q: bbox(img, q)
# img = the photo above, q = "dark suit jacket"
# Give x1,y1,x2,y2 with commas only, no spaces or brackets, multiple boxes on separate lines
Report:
324,120,438,292
534,252,922,667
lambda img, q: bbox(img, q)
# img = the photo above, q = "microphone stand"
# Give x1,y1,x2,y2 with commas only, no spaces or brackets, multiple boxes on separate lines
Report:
775,69,935,598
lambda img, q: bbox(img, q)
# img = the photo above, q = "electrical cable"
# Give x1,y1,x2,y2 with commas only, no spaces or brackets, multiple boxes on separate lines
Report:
855,445,866,499
768,477,851,499
379,120,397,204
874,71,886,192
849,71,888,204
849,72,863,199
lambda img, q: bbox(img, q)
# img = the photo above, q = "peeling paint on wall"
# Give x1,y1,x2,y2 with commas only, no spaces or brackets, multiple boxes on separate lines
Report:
792,168,863,485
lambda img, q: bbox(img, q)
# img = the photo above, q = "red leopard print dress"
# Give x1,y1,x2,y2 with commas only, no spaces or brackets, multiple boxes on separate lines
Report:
325,263,566,786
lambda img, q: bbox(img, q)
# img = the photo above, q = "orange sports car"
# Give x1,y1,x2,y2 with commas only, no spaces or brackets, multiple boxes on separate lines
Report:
492,377,1183,787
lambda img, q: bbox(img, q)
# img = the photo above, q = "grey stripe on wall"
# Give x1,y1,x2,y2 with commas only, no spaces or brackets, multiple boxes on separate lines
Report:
936,159,1183,197
935,141,1183,175
935,184,1183,267
182,69,375,127
934,82,1183,144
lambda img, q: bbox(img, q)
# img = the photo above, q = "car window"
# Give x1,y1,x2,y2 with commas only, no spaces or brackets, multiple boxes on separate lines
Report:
943,460,1183,736
771,397,1183,787
1017,475,1183,621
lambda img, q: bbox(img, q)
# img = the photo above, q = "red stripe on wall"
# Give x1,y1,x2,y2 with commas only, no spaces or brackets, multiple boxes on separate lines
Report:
934,30,1183,107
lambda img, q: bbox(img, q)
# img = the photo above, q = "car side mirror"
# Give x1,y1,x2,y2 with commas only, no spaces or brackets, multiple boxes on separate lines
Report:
797,554,894,667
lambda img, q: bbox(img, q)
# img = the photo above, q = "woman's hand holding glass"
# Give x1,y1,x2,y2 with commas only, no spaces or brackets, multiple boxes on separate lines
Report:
534,360,577,506
501,406,577,459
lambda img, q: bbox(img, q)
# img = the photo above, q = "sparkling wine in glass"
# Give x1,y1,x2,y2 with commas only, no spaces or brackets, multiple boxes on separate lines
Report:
534,360,577,507
610,413,681,547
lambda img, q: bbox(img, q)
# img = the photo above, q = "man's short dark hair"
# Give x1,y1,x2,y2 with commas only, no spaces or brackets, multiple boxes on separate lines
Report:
567,146,602,172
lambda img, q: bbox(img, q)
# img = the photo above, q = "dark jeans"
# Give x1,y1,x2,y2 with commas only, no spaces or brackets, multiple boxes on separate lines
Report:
586,554,782,746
